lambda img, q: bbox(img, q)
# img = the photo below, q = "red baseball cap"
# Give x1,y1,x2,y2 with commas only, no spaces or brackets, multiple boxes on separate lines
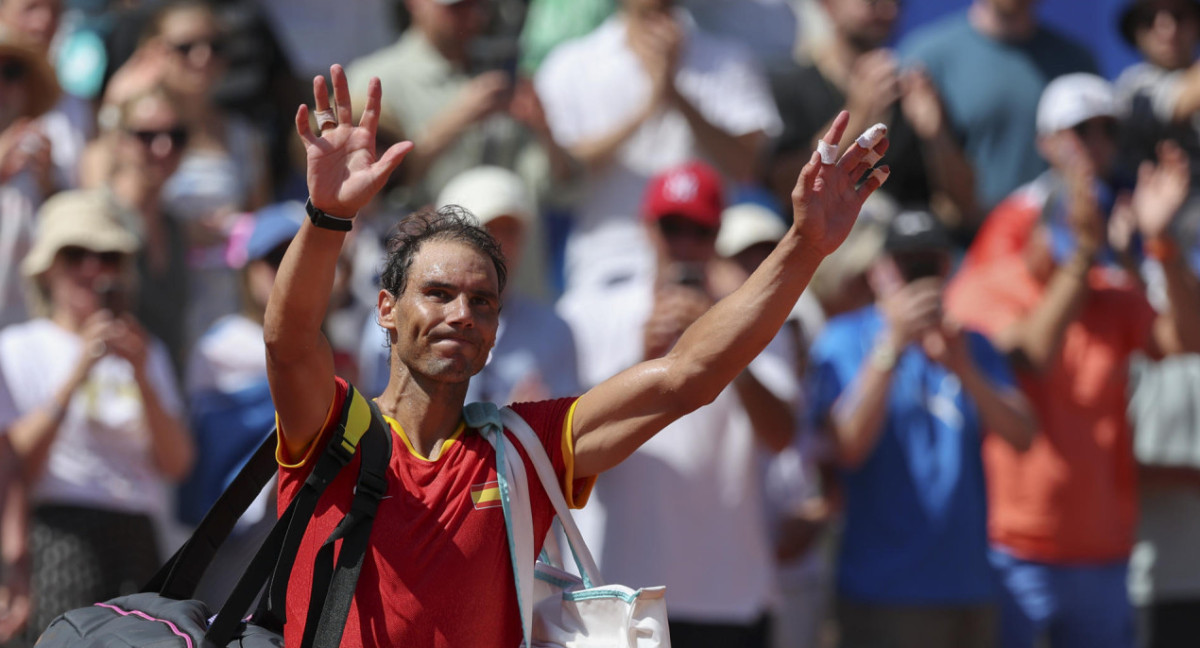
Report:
641,161,724,229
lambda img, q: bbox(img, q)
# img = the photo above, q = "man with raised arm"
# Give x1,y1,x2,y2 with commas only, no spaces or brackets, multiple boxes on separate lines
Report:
264,64,890,648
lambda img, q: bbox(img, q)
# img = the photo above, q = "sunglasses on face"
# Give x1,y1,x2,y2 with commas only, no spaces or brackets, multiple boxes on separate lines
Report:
657,217,718,240
169,38,225,59
126,127,189,150
59,246,124,268
0,59,27,83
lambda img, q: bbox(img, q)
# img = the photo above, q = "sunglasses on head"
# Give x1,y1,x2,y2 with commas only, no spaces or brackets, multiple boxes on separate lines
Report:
0,59,27,83
59,246,124,267
127,127,189,149
169,38,225,59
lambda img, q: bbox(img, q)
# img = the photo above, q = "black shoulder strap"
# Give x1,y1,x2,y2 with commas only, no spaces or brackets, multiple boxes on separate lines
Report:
300,397,392,648
147,430,278,599
204,384,374,645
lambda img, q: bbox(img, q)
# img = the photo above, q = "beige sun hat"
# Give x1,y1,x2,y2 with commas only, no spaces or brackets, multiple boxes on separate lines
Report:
0,25,61,119
21,190,140,277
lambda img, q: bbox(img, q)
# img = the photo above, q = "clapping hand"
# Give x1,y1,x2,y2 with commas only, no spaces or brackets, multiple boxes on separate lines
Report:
628,11,683,103
790,111,890,257
295,65,414,219
1132,141,1190,241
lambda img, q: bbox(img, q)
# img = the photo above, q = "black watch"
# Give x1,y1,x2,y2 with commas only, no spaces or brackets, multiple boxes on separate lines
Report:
305,198,354,232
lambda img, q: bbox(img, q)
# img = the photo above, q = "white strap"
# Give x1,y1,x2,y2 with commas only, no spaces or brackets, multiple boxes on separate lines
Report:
467,403,536,647
499,407,604,587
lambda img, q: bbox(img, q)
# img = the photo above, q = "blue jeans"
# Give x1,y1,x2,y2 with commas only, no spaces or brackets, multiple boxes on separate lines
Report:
989,546,1134,648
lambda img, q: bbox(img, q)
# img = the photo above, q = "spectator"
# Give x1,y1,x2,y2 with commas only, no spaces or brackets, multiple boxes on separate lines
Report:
346,0,573,218
1124,218,1200,648
946,75,1200,648
1114,0,1200,184
811,209,1034,648
771,0,980,233
91,85,191,373
715,201,831,648
535,0,781,293
957,74,1123,275
0,190,193,647
178,202,303,609
0,0,93,192
900,0,1096,215
560,162,798,647
136,1,272,349
0,26,59,329
358,165,582,403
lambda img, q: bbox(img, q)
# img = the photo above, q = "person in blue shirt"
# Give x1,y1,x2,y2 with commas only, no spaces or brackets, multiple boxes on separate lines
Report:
809,208,1036,648
899,0,1097,217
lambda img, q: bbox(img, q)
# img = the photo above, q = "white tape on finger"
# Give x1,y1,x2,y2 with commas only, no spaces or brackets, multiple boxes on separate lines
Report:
817,139,838,165
856,123,888,150
315,109,337,131
868,166,891,185
862,150,883,166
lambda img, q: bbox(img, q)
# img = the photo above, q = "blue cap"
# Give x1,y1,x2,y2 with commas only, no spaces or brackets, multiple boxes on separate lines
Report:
246,201,304,261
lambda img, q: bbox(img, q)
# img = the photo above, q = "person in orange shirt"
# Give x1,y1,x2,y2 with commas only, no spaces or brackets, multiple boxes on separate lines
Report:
946,73,1200,648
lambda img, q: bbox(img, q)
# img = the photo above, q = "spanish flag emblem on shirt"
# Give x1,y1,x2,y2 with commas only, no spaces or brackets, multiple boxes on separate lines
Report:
471,481,502,510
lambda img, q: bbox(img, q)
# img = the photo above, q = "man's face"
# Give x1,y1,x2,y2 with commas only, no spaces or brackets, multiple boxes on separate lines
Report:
649,215,719,265
382,239,500,385
1132,0,1200,69
823,0,899,51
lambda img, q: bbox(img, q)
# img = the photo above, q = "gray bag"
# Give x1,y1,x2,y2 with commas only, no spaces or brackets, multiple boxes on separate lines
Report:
36,385,390,648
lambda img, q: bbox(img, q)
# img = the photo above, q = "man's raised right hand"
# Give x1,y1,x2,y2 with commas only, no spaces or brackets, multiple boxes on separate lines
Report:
295,64,414,219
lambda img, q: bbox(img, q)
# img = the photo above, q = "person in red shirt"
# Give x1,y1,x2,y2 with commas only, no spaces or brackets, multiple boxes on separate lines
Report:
261,64,891,648
946,73,1200,648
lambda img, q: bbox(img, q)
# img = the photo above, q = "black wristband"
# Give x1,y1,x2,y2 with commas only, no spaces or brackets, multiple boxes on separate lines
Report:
305,198,354,232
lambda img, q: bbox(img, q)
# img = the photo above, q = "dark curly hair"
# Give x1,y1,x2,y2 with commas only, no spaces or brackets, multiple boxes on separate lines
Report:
379,205,507,298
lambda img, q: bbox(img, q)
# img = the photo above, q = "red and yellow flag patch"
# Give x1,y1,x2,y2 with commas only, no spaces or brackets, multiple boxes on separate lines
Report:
470,481,502,510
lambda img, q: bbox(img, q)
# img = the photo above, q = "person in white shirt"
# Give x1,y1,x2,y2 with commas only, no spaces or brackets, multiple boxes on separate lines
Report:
535,0,782,293
558,162,798,647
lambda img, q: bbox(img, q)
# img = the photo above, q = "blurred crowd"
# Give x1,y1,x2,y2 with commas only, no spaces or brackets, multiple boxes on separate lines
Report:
0,0,1199,647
